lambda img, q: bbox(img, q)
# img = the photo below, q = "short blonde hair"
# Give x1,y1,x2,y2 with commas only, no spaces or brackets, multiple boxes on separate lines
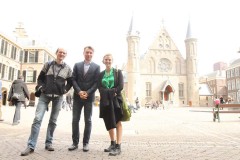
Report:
102,53,113,63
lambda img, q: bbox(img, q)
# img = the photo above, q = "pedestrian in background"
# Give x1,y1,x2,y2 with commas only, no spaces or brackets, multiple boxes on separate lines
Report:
98,53,124,156
220,96,224,104
20,47,72,156
68,46,100,152
61,94,67,110
135,97,140,110
0,80,3,122
214,97,220,108
7,75,29,125
66,92,72,111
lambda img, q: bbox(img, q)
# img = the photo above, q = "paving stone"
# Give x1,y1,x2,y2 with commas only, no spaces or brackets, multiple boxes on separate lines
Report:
1,106,240,159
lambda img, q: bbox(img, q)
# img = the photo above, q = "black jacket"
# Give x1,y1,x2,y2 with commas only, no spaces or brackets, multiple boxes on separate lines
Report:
37,61,73,95
98,68,124,118
8,79,30,102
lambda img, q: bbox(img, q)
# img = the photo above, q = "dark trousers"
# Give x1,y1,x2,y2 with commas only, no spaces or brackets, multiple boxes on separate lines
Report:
71,97,93,145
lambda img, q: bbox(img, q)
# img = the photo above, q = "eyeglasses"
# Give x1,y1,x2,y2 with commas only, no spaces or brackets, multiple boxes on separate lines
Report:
58,51,66,54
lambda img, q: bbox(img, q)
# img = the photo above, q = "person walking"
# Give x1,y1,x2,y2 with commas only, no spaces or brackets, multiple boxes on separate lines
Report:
98,53,124,156
213,96,220,121
68,46,100,152
20,48,72,156
214,97,220,108
66,92,72,111
0,80,4,122
61,94,67,111
7,75,29,125
220,96,224,104
135,97,140,110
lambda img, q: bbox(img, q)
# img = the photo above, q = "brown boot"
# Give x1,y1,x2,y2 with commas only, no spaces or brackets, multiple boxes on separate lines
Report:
104,141,116,152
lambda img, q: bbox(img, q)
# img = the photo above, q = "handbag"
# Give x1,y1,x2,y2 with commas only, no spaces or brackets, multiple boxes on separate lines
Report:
12,93,20,100
120,92,131,121
115,69,131,121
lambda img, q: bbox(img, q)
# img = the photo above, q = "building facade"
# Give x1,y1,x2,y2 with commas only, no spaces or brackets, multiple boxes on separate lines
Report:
125,19,199,107
0,25,55,106
226,58,240,103
199,69,227,106
213,62,227,71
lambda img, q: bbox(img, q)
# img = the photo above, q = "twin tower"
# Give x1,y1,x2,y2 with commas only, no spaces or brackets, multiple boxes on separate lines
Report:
125,17,199,107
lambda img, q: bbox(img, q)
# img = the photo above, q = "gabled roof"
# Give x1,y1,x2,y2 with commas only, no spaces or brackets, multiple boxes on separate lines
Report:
160,80,175,92
229,58,240,67
199,84,213,96
148,27,179,51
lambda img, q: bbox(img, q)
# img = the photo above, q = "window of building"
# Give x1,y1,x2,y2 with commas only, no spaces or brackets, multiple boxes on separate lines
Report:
178,83,184,98
24,51,28,62
226,70,230,78
10,46,17,60
227,81,231,91
4,41,8,55
0,39,4,54
146,82,151,97
231,69,235,77
235,67,239,77
29,52,35,63
227,81,232,91
35,51,39,62
23,69,37,83
19,50,24,62
27,70,34,82
232,79,236,90
24,50,39,63
8,67,11,80
237,91,240,103
1,64,5,79
44,52,48,63
236,78,240,90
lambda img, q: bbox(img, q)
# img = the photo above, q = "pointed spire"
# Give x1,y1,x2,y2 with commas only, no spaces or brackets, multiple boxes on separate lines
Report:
186,19,194,39
128,12,139,36
186,20,192,39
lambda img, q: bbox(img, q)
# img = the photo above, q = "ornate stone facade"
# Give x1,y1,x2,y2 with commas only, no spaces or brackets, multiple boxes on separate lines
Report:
125,19,199,107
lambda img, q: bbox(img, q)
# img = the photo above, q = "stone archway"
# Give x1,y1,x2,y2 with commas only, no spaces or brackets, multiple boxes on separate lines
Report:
1,88,8,105
164,85,173,101
159,80,175,104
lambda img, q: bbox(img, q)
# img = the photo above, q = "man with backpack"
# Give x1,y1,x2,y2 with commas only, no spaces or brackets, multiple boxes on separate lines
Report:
20,48,72,156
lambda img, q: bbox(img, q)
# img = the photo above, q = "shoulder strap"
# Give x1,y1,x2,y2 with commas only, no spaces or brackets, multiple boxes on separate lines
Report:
115,68,118,84
45,61,53,74
12,83,16,93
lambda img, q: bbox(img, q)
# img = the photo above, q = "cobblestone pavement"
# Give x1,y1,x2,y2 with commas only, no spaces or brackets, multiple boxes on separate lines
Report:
1,105,240,160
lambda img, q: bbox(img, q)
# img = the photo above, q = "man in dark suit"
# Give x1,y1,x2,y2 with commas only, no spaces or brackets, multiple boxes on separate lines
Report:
68,46,100,152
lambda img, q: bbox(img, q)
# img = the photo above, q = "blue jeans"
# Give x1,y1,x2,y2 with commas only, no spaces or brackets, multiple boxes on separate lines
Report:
72,94,93,145
27,93,63,149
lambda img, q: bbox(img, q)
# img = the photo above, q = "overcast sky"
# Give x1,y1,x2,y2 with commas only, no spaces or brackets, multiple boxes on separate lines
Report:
0,0,240,75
